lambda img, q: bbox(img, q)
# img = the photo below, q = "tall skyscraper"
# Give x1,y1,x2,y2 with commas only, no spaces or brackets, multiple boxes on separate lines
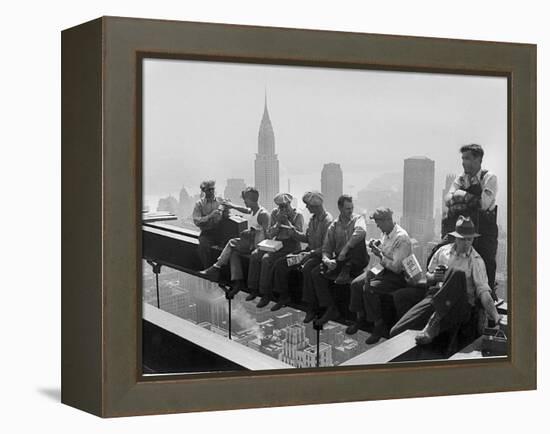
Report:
321,163,343,218
224,178,246,204
254,93,279,208
401,157,435,242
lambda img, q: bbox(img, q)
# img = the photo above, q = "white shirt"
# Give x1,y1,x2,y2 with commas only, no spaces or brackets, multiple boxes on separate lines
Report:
447,168,498,211
378,224,412,274
428,243,491,306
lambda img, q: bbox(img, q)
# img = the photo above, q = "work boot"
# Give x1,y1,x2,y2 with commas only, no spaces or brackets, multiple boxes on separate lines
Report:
315,306,340,327
226,280,245,298
346,319,365,335
334,264,352,285
415,312,441,345
245,291,258,301
365,320,389,345
199,265,221,282
256,296,270,309
303,309,317,324
271,298,291,312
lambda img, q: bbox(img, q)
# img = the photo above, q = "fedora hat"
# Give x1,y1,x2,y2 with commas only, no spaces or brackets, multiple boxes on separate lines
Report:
449,215,480,239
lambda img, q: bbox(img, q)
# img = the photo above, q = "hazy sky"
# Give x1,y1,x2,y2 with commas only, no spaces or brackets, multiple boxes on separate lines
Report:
142,58,507,216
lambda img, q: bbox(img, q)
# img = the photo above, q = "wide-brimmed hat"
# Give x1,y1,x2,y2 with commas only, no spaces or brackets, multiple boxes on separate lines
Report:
449,215,480,239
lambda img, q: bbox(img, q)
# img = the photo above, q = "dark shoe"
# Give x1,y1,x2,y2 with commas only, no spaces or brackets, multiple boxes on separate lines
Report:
334,264,352,285
365,321,389,345
199,265,221,281
226,280,244,298
415,312,441,345
245,291,258,301
270,298,290,312
315,306,340,327
256,296,270,309
345,321,364,335
303,310,317,323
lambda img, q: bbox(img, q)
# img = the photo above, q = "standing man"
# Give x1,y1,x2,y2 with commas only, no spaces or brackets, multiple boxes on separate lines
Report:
192,180,225,268
248,193,304,308
199,187,270,297
390,216,501,344
308,195,368,326
270,191,333,312
362,207,412,344
444,144,499,296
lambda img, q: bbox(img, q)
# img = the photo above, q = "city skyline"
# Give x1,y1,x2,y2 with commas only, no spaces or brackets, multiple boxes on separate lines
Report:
142,58,507,219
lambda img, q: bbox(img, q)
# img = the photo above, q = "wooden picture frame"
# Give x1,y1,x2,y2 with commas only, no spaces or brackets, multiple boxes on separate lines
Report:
61,16,536,417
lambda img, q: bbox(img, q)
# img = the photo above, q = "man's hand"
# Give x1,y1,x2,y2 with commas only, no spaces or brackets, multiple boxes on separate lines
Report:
433,270,445,282
278,214,289,225
371,245,382,258
337,247,348,262
324,259,337,271
433,265,447,282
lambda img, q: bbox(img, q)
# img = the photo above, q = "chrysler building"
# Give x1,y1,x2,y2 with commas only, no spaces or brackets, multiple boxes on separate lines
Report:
254,93,280,207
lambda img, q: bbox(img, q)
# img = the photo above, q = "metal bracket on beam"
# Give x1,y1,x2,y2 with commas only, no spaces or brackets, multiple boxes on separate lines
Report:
313,321,323,368
147,260,162,308
219,283,233,340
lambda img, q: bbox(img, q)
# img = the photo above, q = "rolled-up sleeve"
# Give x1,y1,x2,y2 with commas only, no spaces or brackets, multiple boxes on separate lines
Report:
481,173,498,211
322,224,335,259
427,247,442,273
193,202,208,227
348,216,366,248
382,235,412,273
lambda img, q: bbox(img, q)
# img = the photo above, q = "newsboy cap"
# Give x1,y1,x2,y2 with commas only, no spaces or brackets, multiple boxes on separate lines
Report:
370,207,393,220
274,192,293,205
302,191,324,206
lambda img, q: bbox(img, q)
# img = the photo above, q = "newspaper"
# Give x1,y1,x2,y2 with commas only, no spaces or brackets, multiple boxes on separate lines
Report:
402,254,423,281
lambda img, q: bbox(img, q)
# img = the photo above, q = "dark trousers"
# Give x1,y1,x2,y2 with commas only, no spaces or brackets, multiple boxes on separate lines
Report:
349,271,368,315
309,261,365,309
198,232,218,268
273,255,321,301
363,269,407,324
390,269,472,337
474,235,498,290
247,243,300,295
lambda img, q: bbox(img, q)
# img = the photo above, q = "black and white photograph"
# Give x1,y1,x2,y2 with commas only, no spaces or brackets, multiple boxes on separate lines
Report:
141,58,508,374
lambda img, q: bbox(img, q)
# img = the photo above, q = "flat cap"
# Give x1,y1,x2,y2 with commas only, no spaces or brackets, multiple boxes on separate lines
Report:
370,207,393,220
274,192,293,205
302,191,324,206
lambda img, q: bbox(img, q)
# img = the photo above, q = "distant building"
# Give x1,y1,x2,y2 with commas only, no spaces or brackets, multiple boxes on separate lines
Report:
274,312,294,330
357,188,401,217
321,163,343,218
401,157,435,243
178,186,194,219
157,194,178,215
280,323,333,367
210,295,228,330
254,93,279,207
303,343,332,368
224,178,246,204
